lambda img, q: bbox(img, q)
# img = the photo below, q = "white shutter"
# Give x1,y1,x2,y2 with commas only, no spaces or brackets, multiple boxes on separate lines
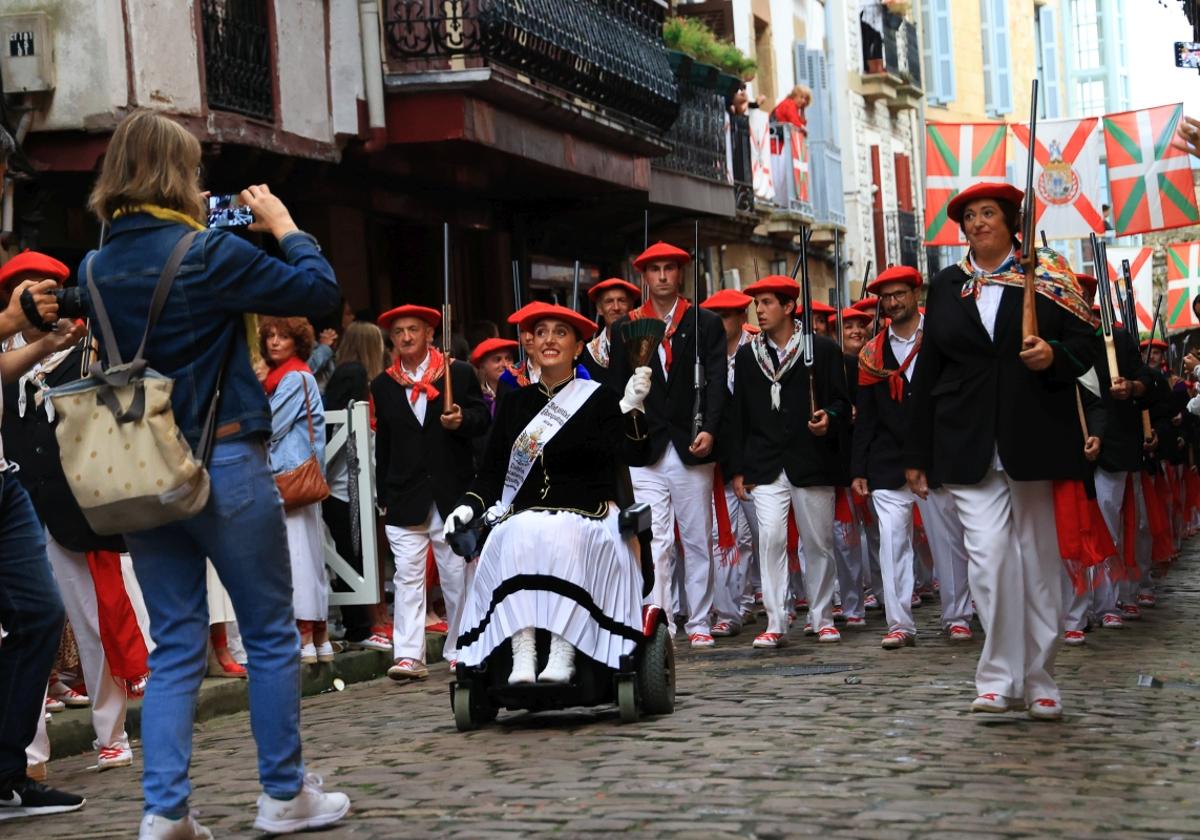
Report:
1038,5,1062,119
979,0,995,113
992,0,1013,115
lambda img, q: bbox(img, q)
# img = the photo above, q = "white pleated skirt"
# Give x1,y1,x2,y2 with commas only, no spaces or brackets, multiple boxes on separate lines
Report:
457,505,643,669
286,501,330,621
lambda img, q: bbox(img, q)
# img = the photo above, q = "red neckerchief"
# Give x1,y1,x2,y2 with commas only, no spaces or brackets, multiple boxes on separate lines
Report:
387,348,446,405
630,297,690,371
263,356,311,396
857,328,922,402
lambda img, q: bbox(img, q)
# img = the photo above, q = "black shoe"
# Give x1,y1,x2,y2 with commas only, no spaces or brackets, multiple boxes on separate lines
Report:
0,776,85,819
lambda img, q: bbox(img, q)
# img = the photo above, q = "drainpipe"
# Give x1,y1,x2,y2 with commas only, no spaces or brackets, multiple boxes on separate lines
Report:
360,0,387,152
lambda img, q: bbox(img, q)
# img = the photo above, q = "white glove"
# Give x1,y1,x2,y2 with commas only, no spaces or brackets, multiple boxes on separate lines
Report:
620,366,652,414
443,505,475,540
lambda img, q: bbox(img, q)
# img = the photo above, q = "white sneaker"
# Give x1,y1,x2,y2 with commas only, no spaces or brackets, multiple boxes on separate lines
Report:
138,812,213,839
299,643,318,665
98,743,134,770
537,633,576,683
253,773,350,834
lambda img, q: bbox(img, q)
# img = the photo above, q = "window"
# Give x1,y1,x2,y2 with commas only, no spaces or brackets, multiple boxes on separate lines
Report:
921,0,955,105
1074,79,1105,116
1037,5,1062,119
1071,0,1101,70
201,0,274,121
980,0,1013,117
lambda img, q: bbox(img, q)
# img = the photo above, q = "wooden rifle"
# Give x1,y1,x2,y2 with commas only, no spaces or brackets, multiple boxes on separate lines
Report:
832,229,844,349
1020,79,1040,339
441,222,454,414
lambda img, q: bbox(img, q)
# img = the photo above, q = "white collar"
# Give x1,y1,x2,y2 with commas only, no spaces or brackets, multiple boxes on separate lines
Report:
888,313,924,343
969,246,1016,276
402,350,431,378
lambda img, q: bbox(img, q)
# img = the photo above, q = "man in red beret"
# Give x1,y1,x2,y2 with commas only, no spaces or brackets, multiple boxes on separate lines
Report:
607,242,728,648
727,275,850,648
700,288,759,638
851,266,973,649
371,305,490,680
580,278,640,385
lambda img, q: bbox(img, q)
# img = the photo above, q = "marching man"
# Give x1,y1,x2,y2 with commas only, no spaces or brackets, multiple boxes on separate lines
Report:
373,305,490,680
728,275,849,648
607,242,727,648
580,278,641,385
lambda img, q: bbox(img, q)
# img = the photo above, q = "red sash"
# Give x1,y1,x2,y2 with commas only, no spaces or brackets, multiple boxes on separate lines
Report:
1052,480,1117,595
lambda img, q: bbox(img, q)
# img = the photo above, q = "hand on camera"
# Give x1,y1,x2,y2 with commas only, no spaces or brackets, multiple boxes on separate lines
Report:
443,505,474,540
241,184,299,240
7,279,58,331
620,366,652,414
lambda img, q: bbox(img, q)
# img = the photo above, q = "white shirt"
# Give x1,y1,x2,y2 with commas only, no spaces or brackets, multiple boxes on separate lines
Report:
403,351,431,425
657,298,680,370
888,314,924,381
968,246,1014,342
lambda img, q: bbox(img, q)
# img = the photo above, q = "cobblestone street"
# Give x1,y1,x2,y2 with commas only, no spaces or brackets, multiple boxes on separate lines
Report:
11,553,1200,839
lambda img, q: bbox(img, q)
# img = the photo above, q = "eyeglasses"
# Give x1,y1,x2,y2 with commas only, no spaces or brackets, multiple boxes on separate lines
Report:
878,290,913,303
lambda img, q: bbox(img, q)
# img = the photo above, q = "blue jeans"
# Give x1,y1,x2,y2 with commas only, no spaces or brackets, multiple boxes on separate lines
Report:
125,439,304,817
0,470,64,786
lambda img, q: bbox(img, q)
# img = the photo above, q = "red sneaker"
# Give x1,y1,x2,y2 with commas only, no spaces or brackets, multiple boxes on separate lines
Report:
688,633,716,649
817,626,841,643
1063,630,1086,646
947,624,973,641
426,620,449,634
752,632,786,649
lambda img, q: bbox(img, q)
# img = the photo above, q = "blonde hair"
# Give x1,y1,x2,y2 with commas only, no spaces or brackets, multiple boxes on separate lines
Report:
88,110,205,224
792,85,812,106
336,321,386,382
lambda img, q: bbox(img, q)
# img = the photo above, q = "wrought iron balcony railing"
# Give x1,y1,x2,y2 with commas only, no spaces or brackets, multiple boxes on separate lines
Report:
201,0,275,121
730,113,755,214
863,9,921,90
383,0,679,132
767,121,813,218
654,76,729,182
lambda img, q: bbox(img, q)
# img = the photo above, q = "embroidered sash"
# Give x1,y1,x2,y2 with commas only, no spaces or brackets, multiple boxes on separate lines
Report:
486,378,601,523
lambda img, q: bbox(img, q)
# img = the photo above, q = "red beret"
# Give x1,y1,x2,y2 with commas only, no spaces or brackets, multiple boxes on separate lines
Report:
744,275,800,300
1140,339,1168,351
634,241,691,272
946,182,1024,224
378,305,441,331
866,265,923,294
506,302,544,326
799,300,836,316
518,303,599,341
852,296,880,313
742,323,761,335
469,338,519,367
0,250,70,289
588,278,641,304
829,307,873,323
701,289,753,311
1074,273,1097,293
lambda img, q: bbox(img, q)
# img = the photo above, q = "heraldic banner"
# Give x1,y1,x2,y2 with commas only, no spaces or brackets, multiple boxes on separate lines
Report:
1011,117,1104,240
1104,104,1199,237
1166,241,1200,332
1104,246,1154,335
924,122,1007,246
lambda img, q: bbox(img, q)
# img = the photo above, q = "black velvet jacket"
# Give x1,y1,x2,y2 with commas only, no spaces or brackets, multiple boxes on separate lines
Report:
462,377,647,521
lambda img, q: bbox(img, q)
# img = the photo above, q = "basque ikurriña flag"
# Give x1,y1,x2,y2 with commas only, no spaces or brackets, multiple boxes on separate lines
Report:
1104,246,1154,334
1103,104,1199,236
1166,241,1200,331
1011,117,1104,239
924,122,1007,245
791,126,810,203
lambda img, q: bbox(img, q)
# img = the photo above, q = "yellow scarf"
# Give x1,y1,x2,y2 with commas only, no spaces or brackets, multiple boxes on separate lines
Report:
112,204,261,368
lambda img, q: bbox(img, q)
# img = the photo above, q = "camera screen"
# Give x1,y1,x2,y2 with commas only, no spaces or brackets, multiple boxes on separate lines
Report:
207,194,254,229
1175,42,1200,69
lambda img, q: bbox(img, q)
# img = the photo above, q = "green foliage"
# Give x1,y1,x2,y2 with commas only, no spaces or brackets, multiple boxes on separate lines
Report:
662,16,756,80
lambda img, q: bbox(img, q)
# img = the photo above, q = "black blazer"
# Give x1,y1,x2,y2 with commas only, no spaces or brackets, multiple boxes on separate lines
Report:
852,338,919,491
904,264,1097,485
0,343,125,553
371,359,490,527
606,302,727,467
727,333,849,487
579,340,612,389
1092,328,1160,474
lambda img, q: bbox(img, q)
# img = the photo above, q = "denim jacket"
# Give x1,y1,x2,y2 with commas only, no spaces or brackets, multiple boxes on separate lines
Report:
80,214,339,451
268,370,326,475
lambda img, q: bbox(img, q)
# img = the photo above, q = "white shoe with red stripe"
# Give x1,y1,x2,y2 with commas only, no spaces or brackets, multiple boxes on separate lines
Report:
752,632,787,649
688,633,716,649
947,624,973,642
816,626,841,643
711,621,740,637
1063,630,1086,646
49,681,90,708
98,743,133,770
1028,697,1063,721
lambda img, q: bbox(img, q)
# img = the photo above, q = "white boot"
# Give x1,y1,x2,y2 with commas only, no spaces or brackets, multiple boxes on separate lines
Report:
508,627,537,685
537,633,576,684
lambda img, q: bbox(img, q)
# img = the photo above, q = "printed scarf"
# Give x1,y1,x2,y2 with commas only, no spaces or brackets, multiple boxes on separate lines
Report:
957,248,1096,328
858,328,922,402
750,320,804,410
630,298,690,371
386,348,446,404
586,330,611,369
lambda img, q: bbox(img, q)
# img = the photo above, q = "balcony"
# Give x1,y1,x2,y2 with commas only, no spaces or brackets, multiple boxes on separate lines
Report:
650,74,739,217
767,122,814,224
201,0,274,121
857,9,922,113
382,0,679,155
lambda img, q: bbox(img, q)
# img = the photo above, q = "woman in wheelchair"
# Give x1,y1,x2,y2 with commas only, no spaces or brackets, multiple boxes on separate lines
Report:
443,303,652,685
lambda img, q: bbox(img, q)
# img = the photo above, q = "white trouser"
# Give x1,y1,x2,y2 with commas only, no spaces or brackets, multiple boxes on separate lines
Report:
44,535,130,750
913,537,934,592
944,472,1063,703
1064,468,1125,628
385,504,466,662
712,483,758,626
755,476,835,635
869,488,919,635
632,445,716,636
26,690,49,767
922,488,974,627
1121,473,1153,603
832,490,866,620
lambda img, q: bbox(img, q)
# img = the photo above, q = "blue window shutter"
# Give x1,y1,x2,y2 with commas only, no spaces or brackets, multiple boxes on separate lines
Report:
935,0,955,104
806,49,828,146
795,43,809,89
992,0,1012,115
1038,5,1061,119
980,0,995,113
921,0,939,103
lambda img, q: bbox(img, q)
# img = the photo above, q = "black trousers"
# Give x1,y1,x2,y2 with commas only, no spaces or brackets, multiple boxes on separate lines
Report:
321,496,373,642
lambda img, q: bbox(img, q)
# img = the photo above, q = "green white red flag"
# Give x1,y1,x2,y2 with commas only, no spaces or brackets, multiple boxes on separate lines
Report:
1166,241,1200,331
1011,118,1104,239
1103,104,1199,236
924,122,1007,245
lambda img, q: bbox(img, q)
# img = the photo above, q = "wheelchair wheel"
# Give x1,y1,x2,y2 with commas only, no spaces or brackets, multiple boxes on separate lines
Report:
637,621,675,716
617,676,639,723
452,681,496,731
